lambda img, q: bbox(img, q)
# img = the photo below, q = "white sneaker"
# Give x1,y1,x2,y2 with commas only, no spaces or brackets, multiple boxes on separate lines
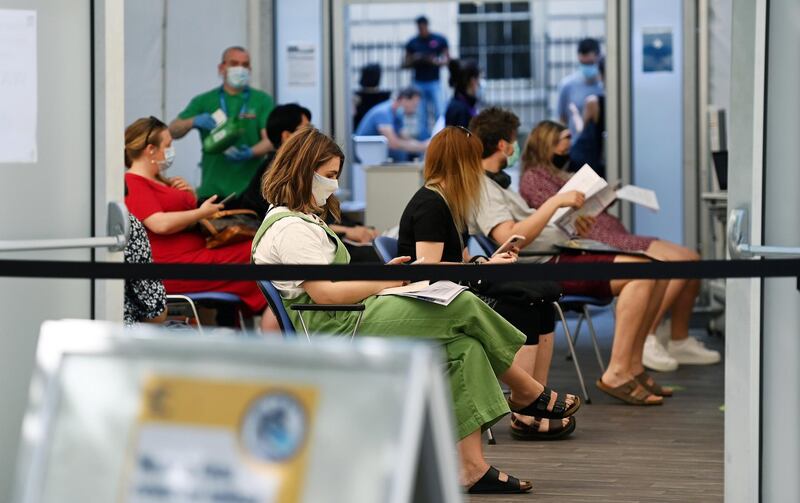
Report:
642,334,679,372
668,336,721,365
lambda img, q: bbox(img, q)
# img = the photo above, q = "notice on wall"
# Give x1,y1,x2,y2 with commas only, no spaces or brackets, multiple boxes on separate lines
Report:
123,375,319,503
642,27,673,73
0,9,37,163
286,43,317,87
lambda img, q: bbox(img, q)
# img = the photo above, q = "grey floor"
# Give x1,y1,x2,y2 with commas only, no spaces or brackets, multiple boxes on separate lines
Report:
469,308,725,503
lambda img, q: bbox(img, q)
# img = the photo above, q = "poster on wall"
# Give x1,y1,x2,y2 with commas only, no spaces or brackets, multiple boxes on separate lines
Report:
287,43,317,87
0,9,37,163
642,27,673,73
123,375,319,503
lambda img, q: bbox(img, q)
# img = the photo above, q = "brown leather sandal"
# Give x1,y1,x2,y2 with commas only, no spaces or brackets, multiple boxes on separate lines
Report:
634,371,674,397
595,379,663,405
509,414,576,441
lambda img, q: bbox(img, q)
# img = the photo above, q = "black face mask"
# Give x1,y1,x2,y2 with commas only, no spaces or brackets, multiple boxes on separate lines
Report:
485,170,511,189
552,153,570,169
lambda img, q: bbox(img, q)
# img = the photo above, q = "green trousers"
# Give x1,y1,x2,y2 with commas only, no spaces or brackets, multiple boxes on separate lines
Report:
285,291,526,440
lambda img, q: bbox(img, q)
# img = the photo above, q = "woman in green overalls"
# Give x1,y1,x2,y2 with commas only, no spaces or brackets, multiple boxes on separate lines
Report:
252,126,580,495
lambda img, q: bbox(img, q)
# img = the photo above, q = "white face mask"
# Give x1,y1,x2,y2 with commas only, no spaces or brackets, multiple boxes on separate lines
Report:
312,173,338,206
158,146,176,173
225,66,251,89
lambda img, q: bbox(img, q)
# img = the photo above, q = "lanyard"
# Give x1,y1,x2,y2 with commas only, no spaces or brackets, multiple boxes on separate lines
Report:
219,87,250,118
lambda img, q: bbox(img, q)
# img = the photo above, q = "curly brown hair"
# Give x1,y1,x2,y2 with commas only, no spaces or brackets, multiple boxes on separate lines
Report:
468,107,520,159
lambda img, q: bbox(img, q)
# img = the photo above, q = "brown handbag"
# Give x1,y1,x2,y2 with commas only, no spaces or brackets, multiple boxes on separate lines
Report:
198,209,261,249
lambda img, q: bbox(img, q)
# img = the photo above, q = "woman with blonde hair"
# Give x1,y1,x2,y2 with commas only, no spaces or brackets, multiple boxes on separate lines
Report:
397,126,576,442
252,126,581,494
519,120,719,372
124,116,273,330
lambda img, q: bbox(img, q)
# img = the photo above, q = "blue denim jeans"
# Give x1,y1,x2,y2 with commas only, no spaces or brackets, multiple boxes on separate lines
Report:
414,79,443,140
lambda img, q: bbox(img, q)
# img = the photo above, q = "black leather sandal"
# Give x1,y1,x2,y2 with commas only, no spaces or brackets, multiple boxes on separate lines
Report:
508,386,581,419
466,466,533,494
509,414,576,441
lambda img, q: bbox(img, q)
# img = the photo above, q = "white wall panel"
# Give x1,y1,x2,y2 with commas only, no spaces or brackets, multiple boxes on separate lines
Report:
630,0,684,243
124,0,164,125
0,0,94,499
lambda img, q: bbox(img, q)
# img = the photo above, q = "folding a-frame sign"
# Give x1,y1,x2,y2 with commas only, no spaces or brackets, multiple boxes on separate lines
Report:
13,320,463,503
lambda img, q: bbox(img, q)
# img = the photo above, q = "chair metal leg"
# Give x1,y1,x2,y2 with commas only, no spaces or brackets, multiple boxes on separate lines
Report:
583,305,606,373
486,427,496,445
572,314,584,346
553,302,591,403
295,312,313,343
566,313,585,361
350,311,365,341
166,295,203,335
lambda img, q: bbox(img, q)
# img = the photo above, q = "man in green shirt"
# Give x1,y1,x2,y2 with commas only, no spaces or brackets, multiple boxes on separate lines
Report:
169,46,275,200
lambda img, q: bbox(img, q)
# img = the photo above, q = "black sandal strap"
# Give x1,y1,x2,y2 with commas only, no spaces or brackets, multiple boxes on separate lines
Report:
510,386,581,419
467,466,531,494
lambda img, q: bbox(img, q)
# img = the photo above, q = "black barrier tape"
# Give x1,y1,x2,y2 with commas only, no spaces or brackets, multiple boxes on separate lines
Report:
0,258,799,282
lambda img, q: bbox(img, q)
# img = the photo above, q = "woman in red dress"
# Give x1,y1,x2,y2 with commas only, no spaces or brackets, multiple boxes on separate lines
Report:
123,117,269,328
519,120,720,371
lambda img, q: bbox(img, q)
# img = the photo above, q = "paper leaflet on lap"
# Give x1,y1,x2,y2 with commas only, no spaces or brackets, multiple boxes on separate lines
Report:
123,375,318,503
377,280,468,306
549,164,660,235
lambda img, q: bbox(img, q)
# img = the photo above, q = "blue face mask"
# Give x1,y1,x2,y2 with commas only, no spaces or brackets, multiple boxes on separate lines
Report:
580,63,599,80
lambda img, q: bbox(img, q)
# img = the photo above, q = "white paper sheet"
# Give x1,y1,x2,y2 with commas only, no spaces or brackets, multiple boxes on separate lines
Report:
549,164,608,225
616,185,660,211
379,280,467,306
0,9,37,163
287,43,317,87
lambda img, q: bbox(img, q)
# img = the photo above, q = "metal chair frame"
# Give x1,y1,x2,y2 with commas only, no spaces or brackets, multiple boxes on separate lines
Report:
257,280,365,343
165,293,247,335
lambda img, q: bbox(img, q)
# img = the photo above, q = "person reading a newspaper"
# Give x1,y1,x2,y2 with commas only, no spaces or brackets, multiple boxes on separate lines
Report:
519,120,720,372
469,107,671,406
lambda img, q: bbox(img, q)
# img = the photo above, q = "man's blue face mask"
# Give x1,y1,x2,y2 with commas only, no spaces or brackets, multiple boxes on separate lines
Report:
580,63,599,80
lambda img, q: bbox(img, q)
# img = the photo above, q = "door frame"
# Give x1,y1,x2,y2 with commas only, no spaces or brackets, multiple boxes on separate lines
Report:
726,0,768,501
92,0,125,322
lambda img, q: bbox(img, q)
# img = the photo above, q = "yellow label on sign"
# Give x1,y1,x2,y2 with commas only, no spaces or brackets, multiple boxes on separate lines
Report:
122,375,319,503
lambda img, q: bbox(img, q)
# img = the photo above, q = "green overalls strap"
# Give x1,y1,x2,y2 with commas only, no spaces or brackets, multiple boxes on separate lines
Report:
252,210,352,332
252,210,527,439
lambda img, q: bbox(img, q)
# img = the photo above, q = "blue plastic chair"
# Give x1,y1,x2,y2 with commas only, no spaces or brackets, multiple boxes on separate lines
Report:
166,292,246,334
257,281,296,336
470,233,612,403
372,236,398,263
257,280,366,342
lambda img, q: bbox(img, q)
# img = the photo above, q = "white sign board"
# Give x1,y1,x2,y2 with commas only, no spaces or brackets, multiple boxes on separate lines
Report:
286,43,317,87
13,321,462,503
0,10,37,163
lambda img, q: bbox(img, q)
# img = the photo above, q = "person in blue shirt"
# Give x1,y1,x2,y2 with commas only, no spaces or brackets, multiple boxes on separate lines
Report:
403,16,450,140
556,38,604,137
354,87,428,162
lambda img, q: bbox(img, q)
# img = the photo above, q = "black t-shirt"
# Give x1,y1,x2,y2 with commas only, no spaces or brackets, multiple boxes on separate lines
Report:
405,34,449,82
398,187,465,262
444,92,478,128
230,151,275,218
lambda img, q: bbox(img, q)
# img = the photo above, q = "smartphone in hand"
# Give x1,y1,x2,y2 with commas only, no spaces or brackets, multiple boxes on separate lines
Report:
493,234,525,256
218,192,237,206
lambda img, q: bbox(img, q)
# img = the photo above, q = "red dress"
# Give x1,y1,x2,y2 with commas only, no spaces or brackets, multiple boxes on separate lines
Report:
519,165,657,252
124,173,266,313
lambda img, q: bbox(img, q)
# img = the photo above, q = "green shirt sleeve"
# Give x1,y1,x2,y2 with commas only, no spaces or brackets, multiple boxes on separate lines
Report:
177,95,205,120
